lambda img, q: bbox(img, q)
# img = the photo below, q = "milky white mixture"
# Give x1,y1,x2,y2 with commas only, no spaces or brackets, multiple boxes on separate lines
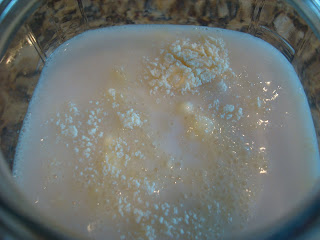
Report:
13,25,319,240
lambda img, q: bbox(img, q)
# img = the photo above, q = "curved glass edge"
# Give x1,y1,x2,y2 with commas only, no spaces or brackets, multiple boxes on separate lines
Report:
0,0,14,16
0,152,82,239
0,2,82,239
0,0,320,240
287,0,320,39
0,0,41,59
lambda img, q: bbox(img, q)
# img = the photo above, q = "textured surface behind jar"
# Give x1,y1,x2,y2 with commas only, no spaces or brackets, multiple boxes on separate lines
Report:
0,0,319,169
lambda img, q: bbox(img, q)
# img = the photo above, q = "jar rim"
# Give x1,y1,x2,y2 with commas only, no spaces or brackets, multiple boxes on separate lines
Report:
0,0,319,239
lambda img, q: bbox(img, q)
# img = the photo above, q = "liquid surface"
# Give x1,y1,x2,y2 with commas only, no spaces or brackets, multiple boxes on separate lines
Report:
13,25,319,239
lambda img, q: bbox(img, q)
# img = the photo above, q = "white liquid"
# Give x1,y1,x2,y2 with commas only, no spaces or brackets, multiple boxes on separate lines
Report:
13,25,319,239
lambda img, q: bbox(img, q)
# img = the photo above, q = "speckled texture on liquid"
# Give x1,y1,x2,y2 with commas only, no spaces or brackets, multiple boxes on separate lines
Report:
1,0,320,173
12,25,319,240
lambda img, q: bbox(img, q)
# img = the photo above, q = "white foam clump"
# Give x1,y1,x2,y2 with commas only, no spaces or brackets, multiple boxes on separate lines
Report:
117,108,144,129
145,36,233,95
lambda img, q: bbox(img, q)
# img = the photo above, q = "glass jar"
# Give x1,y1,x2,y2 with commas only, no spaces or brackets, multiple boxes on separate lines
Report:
0,0,320,239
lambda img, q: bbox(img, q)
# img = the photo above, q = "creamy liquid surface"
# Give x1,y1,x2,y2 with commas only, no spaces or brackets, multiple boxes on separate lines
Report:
13,25,319,239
